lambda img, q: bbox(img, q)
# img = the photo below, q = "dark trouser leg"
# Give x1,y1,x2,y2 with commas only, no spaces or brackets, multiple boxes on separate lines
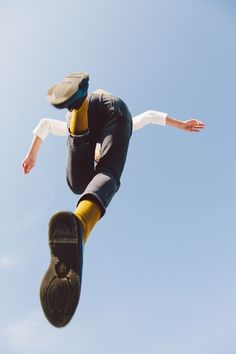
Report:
78,96,133,215
66,131,96,195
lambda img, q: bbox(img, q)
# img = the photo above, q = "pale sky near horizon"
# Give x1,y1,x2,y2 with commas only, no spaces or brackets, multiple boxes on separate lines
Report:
1,1,236,353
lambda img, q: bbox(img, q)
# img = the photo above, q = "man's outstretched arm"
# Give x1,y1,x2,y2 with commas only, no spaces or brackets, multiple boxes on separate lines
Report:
132,110,205,132
22,118,68,174
22,135,42,174
166,116,205,132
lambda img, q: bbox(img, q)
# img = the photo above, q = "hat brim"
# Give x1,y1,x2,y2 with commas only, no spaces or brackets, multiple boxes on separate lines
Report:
47,72,89,109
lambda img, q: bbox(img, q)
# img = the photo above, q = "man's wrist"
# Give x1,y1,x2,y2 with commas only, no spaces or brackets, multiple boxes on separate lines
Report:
166,116,184,129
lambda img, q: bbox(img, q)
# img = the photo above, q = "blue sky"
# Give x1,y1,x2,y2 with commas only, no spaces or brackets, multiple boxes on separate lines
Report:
1,0,236,353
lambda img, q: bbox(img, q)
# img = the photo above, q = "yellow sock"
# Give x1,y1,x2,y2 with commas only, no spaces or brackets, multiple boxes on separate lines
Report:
74,199,102,244
70,98,88,134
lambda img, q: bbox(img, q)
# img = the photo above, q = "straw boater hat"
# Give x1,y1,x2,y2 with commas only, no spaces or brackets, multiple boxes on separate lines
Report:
47,72,89,109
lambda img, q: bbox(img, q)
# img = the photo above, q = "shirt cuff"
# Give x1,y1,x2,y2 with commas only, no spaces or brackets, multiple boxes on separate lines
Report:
150,111,167,126
32,121,48,140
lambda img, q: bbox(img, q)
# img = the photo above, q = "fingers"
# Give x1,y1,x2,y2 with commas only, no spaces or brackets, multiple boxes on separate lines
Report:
22,159,33,174
190,121,205,127
192,120,205,128
185,120,206,132
25,166,31,174
195,123,205,129
190,128,201,132
22,164,30,174
22,161,27,174
186,119,205,125
192,124,205,131
25,166,32,174
188,127,203,132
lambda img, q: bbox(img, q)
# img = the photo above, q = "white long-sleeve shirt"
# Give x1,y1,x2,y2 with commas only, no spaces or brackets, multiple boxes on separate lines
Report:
32,110,168,140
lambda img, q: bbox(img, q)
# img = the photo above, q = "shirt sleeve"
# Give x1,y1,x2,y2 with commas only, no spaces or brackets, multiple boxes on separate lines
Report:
32,118,68,140
132,110,168,132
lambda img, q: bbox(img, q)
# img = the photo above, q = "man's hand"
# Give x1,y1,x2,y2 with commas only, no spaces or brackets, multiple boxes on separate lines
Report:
182,119,205,132
95,144,102,163
22,155,36,174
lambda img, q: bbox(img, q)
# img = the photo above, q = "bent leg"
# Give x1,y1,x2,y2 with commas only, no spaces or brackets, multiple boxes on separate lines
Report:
78,95,133,216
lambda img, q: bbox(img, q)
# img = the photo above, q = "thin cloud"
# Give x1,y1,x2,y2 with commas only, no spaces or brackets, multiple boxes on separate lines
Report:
15,197,51,232
15,211,43,231
2,312,51,353
0,255,17,270
1,311,79,354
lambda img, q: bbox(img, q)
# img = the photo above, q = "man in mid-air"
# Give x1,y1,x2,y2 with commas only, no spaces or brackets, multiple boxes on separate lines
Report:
22,72,205,327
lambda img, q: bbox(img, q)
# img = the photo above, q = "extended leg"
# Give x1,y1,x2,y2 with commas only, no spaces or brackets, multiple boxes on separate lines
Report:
40,73,95,327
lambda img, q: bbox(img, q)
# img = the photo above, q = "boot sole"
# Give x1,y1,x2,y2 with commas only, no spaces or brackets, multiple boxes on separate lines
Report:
40,211,83,327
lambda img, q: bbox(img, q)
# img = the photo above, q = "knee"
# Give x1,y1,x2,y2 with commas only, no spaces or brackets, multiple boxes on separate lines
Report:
66,176,87,195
